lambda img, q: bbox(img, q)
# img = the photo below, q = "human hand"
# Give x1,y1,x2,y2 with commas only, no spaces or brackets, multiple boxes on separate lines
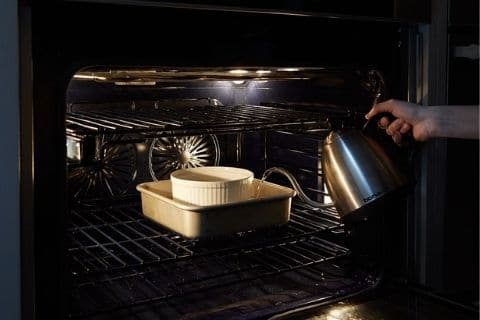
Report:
365,99,433,144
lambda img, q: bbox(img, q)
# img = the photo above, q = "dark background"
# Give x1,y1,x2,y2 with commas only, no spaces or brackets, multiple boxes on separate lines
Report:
443,0,479,304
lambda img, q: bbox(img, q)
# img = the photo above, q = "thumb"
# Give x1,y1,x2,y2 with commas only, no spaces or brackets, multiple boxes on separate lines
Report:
365,100,394,119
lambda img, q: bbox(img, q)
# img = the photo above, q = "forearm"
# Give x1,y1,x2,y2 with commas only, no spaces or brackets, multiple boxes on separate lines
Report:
424,105,479,139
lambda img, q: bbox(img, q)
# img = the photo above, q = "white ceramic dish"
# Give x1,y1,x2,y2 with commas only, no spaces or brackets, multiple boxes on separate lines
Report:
136,179,296,238
170,166,254,206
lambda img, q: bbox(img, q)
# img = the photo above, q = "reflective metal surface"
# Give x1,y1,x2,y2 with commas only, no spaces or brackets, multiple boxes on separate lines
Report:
275,287,478,320
68,135,138,199
148,135,220,181
322,130,407,217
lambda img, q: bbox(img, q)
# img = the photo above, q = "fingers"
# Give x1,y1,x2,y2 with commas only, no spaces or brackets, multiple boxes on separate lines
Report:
386,118,405,135
400,122,411,134
392,132,402,145
366,99,420,124
385,119,411,145
365,99,396,119
378,117,390,129
364,99,418,144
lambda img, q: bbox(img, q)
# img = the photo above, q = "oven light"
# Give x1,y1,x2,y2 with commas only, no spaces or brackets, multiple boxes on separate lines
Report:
136,144,147,152
229,69,249,74
232,80,246,85
277,68,300,72
256,70,271,74
118,70,157,73
73,74,107,81
114,81,157,86
159,86,186,90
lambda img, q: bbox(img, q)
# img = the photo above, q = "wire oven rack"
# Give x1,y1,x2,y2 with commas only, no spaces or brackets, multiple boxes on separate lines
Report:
68,201,342,275
66,105,331,139
67,201,356,318
65,103,375,319
70,238,358,319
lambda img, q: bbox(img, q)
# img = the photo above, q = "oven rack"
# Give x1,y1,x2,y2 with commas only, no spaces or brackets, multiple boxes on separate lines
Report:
66,104,331,139
68,201,343,276
69,235,353,319
261,102,366,129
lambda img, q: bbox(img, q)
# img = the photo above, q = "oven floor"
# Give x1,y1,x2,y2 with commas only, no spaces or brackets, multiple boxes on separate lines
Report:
76,258,380,320
272,286,479,320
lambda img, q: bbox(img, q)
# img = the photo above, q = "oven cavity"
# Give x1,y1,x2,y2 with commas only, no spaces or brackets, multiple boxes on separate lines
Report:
65,66,384,319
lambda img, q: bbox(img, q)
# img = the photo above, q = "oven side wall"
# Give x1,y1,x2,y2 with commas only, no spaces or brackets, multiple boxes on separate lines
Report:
0,0,21,319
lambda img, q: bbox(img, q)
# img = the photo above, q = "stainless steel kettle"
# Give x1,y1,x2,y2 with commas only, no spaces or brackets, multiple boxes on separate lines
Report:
260,71,407,220
321,113,408,219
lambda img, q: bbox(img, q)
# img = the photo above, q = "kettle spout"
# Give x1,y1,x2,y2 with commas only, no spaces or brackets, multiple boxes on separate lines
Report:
262,167,335,209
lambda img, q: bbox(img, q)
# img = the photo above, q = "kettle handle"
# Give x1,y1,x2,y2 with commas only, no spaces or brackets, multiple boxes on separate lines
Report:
362,112,414,147
362,112,396,133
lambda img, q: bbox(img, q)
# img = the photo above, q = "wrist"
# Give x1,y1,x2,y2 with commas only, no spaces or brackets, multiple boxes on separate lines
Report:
421,105,478,139
418,107,439,140
425,107,439,139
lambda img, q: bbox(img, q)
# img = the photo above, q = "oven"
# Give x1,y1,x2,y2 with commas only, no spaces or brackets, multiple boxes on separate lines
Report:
18,1,478,319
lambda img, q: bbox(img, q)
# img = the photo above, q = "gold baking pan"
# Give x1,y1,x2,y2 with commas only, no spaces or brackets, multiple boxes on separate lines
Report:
136,179,296,239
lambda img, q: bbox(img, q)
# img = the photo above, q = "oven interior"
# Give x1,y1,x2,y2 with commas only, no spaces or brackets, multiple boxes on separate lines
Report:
64,66,409,319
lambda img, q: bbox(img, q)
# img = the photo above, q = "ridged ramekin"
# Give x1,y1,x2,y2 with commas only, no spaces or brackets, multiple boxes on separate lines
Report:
170,166,254,206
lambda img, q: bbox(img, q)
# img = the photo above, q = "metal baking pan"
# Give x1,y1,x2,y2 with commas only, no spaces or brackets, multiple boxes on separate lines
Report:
136,179,296,239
